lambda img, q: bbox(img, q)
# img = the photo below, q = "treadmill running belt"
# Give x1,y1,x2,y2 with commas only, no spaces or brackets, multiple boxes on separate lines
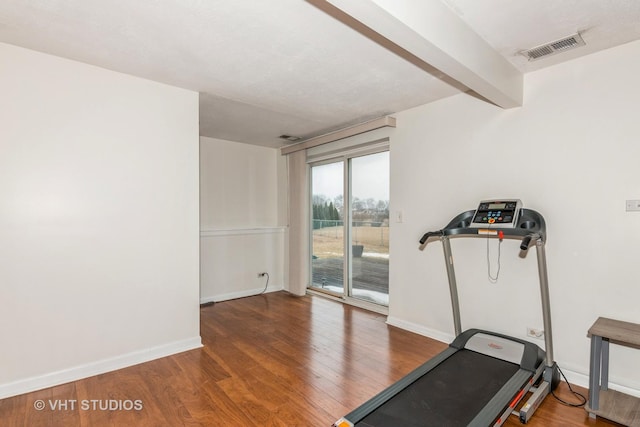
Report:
356,349,520,427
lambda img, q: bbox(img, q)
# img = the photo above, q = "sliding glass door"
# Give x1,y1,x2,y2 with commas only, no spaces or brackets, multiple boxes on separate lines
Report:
309,150,389,307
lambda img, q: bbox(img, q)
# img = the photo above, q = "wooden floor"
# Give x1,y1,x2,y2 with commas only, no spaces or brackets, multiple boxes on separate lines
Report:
0,292,621,426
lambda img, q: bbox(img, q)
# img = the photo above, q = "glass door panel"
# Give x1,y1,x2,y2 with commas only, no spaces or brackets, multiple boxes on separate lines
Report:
349,151,389,305
310,161,344,294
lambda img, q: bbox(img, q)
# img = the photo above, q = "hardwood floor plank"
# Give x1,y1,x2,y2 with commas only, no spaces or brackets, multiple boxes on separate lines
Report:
175,348,232,383
199,381,260,426
0,291,626,426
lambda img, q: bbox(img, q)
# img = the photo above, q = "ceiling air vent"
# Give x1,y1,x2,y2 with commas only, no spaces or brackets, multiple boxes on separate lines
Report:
522,33,585,61
279,134,301,143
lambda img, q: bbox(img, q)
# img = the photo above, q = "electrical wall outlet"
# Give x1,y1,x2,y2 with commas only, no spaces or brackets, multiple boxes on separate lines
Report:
526,327,544,340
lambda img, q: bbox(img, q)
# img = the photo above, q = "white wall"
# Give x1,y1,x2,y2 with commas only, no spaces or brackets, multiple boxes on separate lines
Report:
200,137,286,302
389,40,640,394
0,43,201,398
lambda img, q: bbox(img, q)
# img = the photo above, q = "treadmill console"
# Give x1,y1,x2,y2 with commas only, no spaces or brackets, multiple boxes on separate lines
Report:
470,199,522,228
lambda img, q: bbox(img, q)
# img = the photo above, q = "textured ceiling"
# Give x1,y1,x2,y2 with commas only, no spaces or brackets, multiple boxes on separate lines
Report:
0,1,639,147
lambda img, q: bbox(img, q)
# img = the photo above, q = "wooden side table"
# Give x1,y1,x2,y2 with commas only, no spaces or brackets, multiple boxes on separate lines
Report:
586,317,640,426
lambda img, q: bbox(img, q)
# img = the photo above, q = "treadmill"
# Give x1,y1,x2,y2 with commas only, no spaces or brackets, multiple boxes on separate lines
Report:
333,201,560,427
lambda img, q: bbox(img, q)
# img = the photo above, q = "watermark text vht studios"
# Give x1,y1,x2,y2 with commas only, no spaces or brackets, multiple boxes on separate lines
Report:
33,399,143,411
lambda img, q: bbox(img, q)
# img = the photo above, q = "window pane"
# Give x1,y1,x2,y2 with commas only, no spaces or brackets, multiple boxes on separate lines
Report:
350,152,389,305
310,161,344,294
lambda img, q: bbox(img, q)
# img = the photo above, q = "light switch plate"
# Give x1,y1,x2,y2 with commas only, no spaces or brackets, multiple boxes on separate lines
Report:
626,200,640,212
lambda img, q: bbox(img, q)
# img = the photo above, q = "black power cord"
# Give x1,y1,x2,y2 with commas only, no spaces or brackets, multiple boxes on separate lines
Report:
258,272,270,295
551,365,587,407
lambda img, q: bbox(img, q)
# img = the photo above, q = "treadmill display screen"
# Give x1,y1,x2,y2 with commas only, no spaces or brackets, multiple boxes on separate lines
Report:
488,203,506,209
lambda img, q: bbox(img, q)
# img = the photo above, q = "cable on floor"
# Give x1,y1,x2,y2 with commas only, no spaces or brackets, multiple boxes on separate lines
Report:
551,364,587,407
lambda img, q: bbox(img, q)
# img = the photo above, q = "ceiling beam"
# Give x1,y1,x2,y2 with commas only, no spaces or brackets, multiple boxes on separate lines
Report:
307,0,523,108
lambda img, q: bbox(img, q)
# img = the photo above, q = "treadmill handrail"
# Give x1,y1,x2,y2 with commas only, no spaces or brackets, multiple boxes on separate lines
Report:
419,208,546,243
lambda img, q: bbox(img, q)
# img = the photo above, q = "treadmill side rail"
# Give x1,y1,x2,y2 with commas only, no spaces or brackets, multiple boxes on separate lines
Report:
519,380,550,423
468,369,533,427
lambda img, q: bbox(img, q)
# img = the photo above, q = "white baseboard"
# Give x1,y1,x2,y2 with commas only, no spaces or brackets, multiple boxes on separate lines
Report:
200,284,284,304
0,336,202,400
386,316,454,344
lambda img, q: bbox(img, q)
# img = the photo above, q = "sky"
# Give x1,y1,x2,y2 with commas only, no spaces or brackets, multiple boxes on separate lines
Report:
311,151,389,202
